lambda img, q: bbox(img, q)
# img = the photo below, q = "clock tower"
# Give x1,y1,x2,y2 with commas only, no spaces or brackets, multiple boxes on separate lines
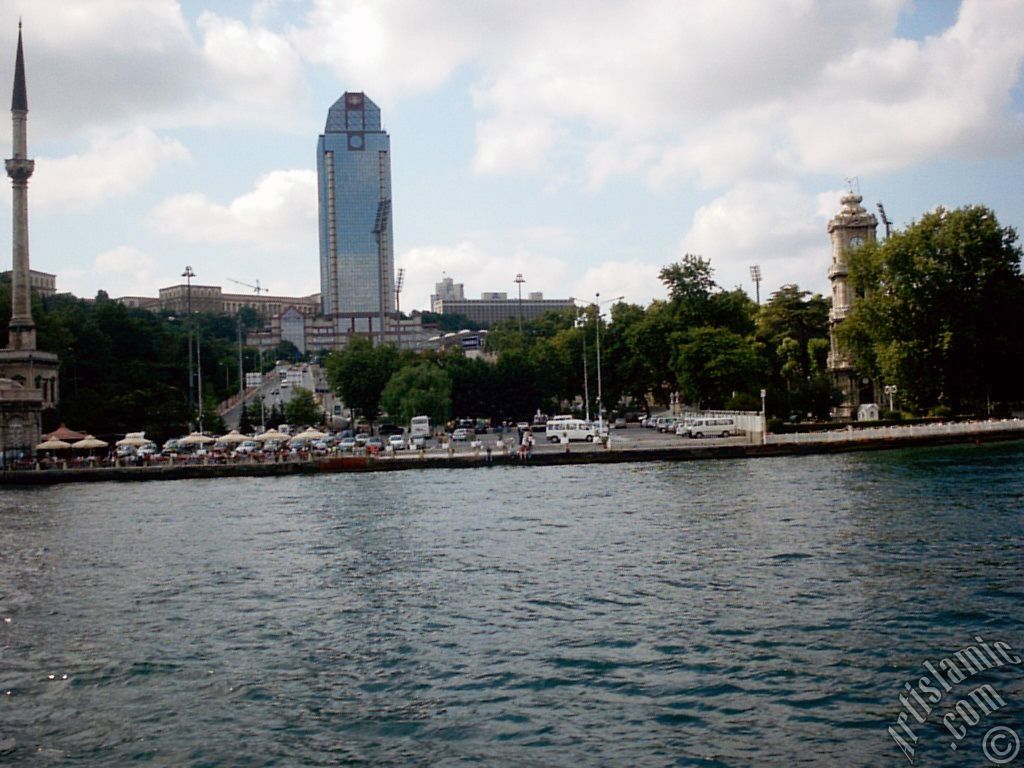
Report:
827,192,877,419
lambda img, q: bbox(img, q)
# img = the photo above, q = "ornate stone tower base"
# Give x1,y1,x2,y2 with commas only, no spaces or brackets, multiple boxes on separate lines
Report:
827,192,878,420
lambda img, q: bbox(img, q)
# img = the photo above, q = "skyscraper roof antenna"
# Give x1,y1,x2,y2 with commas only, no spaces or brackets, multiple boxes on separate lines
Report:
844,176,860,195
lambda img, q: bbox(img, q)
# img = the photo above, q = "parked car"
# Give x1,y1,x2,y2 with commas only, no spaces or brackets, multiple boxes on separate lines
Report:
614,417,627,429
234,440,259,456
354,432,370,447
137,443,159,458
378,423,403,437
366,436,384,452
451,428,469,441
161,439,180,456
388,434,406,450
338,437,357,452
410,435,427,450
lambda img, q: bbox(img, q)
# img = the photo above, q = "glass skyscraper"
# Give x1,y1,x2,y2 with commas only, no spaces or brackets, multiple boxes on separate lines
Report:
317,92,395,336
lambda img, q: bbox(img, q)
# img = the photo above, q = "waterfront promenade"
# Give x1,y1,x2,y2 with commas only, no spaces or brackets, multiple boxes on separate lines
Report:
3,418,1023,485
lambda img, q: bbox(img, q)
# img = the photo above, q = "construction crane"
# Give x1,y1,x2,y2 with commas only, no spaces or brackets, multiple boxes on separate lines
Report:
227,277,269,294
876,203,893,239
394,267,405,350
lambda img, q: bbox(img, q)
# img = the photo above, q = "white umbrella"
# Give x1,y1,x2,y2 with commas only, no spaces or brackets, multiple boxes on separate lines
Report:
116,435,151,447
292,428,327,441
217,429,249,445
72,435,108,450
178,432,216,446
35,438,71,451
254,429,291,443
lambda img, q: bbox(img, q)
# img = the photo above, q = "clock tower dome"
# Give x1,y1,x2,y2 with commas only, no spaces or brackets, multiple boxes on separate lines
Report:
827,191,877,420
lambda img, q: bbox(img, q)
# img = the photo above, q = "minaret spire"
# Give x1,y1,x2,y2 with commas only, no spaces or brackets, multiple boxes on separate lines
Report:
6,22,37,350
0,22,59,416
11,21,27,113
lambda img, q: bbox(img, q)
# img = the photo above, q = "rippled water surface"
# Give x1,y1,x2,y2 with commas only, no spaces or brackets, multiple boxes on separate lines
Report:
2,443,1023,766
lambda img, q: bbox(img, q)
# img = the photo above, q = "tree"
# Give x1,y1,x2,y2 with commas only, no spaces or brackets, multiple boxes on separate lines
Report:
238,400,253,434
380,362,452,426
756,284,833,418
285,386,322,427
323,338,399,423
659,254,716,314
273,340,303,363
673,326,762,409
839,205,1024,414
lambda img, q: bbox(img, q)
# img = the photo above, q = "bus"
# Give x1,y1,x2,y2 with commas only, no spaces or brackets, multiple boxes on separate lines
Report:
410,415,431,439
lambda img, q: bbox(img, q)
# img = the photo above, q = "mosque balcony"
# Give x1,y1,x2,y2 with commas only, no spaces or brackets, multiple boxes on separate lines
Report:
5,157,34,181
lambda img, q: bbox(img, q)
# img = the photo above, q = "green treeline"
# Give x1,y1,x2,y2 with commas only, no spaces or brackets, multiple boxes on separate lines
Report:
5,204,1022,438
0,288,279,443
325,205,1024,426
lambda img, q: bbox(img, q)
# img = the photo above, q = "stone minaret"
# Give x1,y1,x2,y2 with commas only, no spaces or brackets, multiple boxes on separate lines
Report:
827,191,877,420
1,23,58,409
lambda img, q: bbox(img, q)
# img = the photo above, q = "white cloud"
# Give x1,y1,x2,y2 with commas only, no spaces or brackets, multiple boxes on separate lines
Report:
573,260,664,310
681,181,838,297
61,245,176,299
148,169,317,252
286,0,1023,190
32,128,190,211
195,12,308,125
292,0,492,105
0,1,307,138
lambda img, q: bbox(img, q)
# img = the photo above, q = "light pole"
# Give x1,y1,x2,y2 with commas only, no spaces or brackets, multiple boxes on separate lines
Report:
593,293,624,429
182,265,195,428
580,309,591,422
760,387,767,445
514,273,525,333
750,265,762,306
884,384,897,413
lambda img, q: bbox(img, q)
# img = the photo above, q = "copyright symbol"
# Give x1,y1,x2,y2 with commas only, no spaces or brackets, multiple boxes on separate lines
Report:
983,726,1021,765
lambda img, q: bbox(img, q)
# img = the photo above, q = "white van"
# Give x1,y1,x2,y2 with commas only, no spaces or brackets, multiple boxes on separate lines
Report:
685,417,735,438
546,419,598,443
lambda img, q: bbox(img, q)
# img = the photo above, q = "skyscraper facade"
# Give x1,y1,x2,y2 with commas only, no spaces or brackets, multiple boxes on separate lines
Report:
316,92,395,338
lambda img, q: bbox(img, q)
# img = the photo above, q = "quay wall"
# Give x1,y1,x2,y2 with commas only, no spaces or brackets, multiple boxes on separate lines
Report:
3,423,1023,486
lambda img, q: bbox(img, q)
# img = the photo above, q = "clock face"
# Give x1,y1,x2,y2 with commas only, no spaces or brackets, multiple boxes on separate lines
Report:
849,236,864,249
347,133,364,150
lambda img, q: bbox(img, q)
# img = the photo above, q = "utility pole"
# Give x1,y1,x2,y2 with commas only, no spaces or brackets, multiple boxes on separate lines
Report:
515,273,525,333
182,265,195,428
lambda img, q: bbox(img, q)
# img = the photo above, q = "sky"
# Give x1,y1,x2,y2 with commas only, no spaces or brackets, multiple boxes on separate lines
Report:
1,0,1022,313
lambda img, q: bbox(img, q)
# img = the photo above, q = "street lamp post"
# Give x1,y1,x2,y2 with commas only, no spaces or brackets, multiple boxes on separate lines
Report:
760,388,767,445
580,310,590,422
593,293,624,430
182,265,195,428
884,384,897,413
514,273,525,333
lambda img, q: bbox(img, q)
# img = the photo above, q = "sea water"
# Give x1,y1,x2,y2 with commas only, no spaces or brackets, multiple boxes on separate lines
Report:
2,442,1023,765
